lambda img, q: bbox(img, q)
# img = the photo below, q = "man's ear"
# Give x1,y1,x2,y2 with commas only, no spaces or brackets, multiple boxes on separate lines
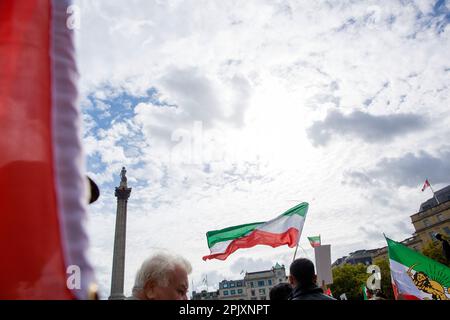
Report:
288,275,294,285
313,274,318,285
144,280,156,300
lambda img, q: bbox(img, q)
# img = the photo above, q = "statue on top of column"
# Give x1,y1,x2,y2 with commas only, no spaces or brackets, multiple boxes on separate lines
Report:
120,167,127,187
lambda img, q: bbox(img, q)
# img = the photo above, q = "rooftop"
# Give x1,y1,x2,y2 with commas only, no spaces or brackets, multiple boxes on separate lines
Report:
419,185,450,212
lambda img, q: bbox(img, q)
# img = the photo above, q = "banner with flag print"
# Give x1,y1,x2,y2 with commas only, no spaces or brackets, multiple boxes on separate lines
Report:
0,0,94,299
386,237,450,300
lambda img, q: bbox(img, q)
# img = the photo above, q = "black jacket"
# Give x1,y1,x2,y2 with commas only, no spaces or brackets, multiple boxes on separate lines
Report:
441,239,450,261
289,285,336,300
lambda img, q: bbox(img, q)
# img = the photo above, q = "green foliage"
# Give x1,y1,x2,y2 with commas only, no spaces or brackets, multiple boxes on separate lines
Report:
421,240,450,267
330,264,367,300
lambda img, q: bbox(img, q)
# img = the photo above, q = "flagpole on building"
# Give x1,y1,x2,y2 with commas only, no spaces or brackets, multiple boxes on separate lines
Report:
425,178,440,205
429,181,440,205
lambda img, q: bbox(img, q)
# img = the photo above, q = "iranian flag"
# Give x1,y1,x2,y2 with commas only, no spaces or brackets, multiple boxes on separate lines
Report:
203,202,308,261
308,235,321,248
0,0,94,299
386,237,450,300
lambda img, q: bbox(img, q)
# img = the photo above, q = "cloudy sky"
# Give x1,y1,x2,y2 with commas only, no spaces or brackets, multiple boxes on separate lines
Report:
73,0,450,298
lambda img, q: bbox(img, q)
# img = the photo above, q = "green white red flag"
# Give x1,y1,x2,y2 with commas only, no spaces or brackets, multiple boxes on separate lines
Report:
308,235,321,248
386,237,450,300
361,284,369,300
203,202,308,261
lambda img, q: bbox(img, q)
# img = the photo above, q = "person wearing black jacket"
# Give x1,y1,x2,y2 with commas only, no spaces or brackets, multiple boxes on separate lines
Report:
288,258,336,300
435,233,450,262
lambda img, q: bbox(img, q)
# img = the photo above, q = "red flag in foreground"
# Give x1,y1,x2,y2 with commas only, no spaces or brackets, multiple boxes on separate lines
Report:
0,0,94,299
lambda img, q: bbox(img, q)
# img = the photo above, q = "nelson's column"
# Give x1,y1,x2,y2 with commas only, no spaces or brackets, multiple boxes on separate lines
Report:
109,167,132,300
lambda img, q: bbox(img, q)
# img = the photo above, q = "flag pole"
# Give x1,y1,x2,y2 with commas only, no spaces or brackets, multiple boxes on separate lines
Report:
292,243,299,262
428,180,440,205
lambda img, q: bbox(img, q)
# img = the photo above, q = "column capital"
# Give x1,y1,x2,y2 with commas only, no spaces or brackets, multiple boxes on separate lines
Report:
115,187,131,200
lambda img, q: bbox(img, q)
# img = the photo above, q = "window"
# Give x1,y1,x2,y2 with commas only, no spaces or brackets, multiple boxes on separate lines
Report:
259,288,266,295
223,290,229,296
268,279,272,285
238,289,243,294
230,290,236,295
223,283,228,288
250,282,254,288
260,296,266,300
251,290,255,296
429,232,436,241
237,281,242,287
444,227,450,235
230,282,235,288
424,219,430,227
257,280,265,287
436,214,443,222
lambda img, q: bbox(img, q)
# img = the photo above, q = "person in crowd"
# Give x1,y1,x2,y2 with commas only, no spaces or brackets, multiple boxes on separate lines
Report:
368,289,387,300
129,252,192,300
288,258,336,300
269,283,293,300
435,233,450,262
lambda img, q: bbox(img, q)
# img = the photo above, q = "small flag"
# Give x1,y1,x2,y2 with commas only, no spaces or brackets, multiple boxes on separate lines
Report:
308,235,321,248
421,179,430,192
362,284,369,300
203,202,308,261
325,287,332,297
386,236,450,300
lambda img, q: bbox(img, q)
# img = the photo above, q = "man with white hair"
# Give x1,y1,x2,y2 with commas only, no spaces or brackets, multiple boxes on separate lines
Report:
130,252,192,300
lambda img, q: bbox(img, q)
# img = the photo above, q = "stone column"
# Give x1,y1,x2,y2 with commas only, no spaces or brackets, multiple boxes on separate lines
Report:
109,167,131,300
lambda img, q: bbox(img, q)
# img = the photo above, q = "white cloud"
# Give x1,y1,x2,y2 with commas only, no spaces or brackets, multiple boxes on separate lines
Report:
75,0,450,298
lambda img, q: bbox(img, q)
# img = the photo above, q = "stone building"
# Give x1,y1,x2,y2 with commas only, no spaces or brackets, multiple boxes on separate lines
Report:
244,263,287,301
192,290,219,300
196,263,288,300
218,279,247,300
335,185,450,265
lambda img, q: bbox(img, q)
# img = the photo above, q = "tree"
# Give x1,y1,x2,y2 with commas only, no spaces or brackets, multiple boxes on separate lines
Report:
330,264,367,300
421,240,450,267
372,258,394,300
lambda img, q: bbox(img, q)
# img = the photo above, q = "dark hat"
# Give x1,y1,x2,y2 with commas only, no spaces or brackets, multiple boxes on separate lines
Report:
87,176,100,204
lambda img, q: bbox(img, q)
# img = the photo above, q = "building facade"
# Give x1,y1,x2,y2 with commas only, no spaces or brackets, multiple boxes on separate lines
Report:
244,263,287,300
332,249,378,268
335,185,450,265
192,290,219,300
411,191,450,246
218,279,247,300
196,263,288,300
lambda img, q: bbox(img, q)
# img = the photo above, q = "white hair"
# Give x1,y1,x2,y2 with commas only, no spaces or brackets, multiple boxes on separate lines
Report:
132,252,192,295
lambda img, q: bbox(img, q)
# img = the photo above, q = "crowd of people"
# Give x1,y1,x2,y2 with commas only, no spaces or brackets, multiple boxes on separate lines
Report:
126,253,337,300
120,233,450,300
